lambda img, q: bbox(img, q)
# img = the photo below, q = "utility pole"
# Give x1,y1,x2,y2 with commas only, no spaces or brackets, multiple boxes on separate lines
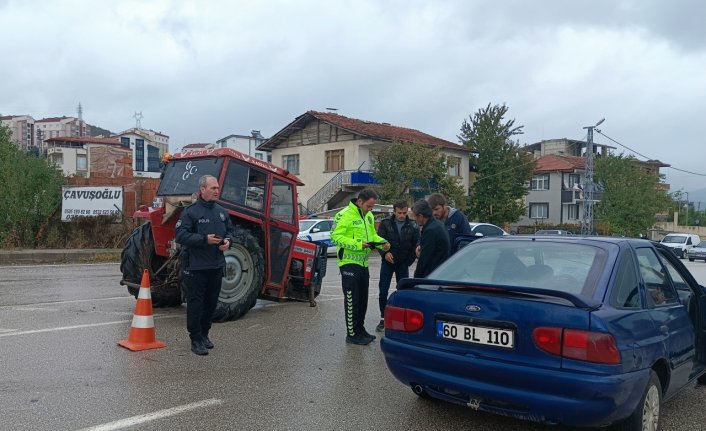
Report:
581,118,605,236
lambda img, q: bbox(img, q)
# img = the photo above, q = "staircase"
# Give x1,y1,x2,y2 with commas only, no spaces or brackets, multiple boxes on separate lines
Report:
306,171,376,214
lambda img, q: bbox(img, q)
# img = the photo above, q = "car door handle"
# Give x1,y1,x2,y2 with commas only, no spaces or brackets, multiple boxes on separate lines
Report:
660,325,669,335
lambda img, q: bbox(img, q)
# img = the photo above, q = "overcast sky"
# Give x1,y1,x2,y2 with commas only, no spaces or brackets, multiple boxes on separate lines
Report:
2,0,704,193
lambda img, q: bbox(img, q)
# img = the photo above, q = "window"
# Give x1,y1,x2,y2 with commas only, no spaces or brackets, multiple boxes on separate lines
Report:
267,154,272,163
568,204,579,220
529,203,549,219
447,157,461,177
147,145,160,172
531,174,549,190
325,149,344,172
270,179,295,225
135,139,144,171
221,160,267,211
76,154,87,171
255,153,263,160
120,137,130,148
282,154,299,174
568,173,580,188
610,252,641,308
635,247,679,307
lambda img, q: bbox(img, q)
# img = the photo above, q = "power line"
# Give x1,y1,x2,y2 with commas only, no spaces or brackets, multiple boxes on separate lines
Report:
595,130,706,178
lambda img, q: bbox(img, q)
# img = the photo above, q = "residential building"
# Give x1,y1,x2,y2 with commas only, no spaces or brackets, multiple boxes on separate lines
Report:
515,138,669,230
1,115,36,151
216,131,271,162
35,116,87,145
258,111,471,213
44,136,131,178
115,128,169,178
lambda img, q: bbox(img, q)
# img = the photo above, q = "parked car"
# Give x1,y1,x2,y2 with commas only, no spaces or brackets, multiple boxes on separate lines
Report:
298,218,336,255
534,229,573,235
468,222,509,238
688,240,706,262
381,236,706,430
661,233,701,259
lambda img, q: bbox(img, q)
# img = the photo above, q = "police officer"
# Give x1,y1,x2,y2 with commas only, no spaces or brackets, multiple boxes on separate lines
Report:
375,199,418,332
331,189,389,345
176,175,234,356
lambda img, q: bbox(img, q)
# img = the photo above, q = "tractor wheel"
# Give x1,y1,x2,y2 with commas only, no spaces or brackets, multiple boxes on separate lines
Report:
120,222,181,307
211,227,264,322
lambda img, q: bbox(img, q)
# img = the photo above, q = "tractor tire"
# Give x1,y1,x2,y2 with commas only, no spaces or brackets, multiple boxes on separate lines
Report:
211,227,264,322
120,222,181,307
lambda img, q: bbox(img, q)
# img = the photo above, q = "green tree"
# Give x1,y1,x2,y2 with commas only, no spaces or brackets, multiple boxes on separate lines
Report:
0,124,64,247
458,103,535,225
370,140,465,206
594,154,673,236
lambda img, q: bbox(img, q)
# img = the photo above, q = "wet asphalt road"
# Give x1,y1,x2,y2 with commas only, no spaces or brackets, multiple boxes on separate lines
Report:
2,258,706,431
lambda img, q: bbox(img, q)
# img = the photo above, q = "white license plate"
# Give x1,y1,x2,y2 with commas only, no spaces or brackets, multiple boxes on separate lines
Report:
437,321,514,348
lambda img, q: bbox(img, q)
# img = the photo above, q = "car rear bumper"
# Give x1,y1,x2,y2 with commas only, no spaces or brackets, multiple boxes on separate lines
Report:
380,336,648,427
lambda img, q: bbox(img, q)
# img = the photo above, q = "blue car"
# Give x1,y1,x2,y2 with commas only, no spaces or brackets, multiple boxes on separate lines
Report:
381,236,706,430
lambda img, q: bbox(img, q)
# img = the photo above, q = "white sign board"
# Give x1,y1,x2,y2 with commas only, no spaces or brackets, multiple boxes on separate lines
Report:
62,186,123,222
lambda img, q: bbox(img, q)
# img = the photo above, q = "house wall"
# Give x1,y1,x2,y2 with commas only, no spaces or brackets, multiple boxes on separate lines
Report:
217,135,270,162
46,146,87,177
516,172,582,228
117,132,163,178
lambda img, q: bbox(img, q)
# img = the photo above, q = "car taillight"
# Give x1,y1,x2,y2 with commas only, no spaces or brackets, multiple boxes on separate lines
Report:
385,306,424,332
533,327,621,364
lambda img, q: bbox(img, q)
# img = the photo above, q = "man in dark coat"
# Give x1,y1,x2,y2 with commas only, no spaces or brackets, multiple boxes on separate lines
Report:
375,200,419,331
176,175,235,356
412,199,449,279
427,193,471,255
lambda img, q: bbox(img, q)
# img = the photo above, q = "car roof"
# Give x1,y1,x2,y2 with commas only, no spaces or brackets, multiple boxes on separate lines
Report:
481,235,644,246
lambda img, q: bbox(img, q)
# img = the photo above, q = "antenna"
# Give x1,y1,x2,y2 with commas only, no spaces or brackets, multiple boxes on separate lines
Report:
77,102,84,136
133,111,143,129
325,107,338,112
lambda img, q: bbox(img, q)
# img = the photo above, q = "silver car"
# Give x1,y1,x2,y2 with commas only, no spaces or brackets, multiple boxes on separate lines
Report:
688,241,706,262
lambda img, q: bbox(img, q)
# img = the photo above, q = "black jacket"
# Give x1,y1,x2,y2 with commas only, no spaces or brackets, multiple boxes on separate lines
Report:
176,198,235,271
377,215,419,267
414,217,449,278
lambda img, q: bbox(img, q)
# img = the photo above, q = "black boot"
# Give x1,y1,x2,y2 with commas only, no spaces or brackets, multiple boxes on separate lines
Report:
191,340,208,355
346,334,373,345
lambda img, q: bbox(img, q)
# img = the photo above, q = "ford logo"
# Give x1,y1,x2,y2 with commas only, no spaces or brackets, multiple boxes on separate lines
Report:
465,305,481,312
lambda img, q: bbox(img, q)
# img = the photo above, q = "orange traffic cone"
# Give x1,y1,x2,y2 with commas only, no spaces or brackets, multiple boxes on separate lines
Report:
118,269,166,351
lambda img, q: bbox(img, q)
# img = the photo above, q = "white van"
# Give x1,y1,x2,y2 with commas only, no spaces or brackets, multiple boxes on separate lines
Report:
660,233,701,259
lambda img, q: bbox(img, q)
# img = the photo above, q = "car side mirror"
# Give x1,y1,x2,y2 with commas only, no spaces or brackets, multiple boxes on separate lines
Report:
311,228,321,233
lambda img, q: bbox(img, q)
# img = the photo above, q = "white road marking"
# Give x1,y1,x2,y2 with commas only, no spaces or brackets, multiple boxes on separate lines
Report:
0,315,181,338
4,263,119,269
0,328,17,333
76,398,223,431
0,296,131,309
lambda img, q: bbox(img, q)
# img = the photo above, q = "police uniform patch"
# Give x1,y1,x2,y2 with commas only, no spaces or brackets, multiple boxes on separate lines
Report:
176,220,182,228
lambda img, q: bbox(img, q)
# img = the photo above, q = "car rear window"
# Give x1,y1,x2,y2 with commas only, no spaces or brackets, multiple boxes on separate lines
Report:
429,241,608,296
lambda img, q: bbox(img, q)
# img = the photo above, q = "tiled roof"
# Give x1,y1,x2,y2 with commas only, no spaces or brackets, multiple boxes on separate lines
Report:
260,110,469,152
535,154,586,172
37,116,74,122
44,136,121,145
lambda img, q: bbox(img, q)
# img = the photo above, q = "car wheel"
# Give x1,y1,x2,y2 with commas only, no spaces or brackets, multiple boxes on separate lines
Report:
611,370,660,431
689,258,695,262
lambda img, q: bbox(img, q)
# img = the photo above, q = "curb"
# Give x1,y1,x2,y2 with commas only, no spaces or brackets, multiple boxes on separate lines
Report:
0,249,121,266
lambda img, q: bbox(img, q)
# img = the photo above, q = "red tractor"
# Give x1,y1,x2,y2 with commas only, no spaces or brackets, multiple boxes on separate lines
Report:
119,148,327,321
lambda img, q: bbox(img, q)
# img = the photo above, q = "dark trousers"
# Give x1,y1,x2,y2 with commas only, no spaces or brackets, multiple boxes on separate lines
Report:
340,264,369,337
378,260,409,318
183,268,222,342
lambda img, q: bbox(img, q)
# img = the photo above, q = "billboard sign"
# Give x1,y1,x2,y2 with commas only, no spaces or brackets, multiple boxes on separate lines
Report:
62,186,123,222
